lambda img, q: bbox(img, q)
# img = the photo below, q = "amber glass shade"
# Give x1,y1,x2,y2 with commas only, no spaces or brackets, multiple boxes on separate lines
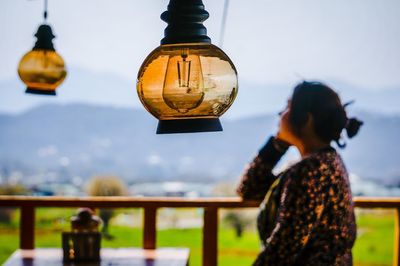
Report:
18,49,67,95
137,43,238,122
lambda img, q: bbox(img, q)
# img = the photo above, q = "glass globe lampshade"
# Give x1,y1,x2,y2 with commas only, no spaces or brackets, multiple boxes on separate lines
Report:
18,24,66,95
137,0,238,134
137,43,237,133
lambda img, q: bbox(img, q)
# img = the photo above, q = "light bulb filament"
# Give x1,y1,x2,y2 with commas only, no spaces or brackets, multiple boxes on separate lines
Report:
177,49,191,88
177,59,191,88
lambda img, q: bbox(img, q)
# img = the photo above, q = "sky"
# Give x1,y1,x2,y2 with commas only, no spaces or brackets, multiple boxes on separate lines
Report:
0,0,400,115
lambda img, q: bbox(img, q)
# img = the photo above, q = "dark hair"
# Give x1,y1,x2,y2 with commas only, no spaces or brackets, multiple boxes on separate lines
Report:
289,81,363,148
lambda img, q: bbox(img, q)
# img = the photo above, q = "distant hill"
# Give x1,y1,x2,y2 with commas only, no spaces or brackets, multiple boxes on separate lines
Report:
0,104,399,185
1,67,400,118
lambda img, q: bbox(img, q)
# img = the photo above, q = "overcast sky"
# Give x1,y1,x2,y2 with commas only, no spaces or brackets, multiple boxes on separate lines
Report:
1,0,400,115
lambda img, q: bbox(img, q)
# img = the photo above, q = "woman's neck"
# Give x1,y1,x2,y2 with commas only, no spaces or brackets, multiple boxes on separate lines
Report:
297,138,330,158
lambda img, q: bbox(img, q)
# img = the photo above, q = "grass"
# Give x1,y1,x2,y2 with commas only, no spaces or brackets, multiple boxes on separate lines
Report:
0,208,395,265
353,210,395,265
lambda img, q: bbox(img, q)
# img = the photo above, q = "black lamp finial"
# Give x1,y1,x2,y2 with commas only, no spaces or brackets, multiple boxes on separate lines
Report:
161,0,211,45
33,24,55,51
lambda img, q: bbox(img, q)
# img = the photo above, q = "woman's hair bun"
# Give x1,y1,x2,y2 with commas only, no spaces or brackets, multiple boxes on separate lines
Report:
345,117,363,138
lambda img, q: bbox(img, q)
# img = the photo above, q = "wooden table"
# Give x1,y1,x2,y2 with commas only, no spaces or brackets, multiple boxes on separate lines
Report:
4,248,190,266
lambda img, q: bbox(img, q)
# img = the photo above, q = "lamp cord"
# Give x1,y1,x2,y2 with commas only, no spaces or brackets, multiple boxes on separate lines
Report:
43,0,48,21
218,0,230,48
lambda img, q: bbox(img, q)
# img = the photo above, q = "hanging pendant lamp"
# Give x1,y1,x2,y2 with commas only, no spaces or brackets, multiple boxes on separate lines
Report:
18,0,67,96
137,0,238,134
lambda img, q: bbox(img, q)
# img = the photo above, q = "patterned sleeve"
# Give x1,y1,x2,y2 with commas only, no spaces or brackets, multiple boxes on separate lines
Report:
252,159,327,265
237,137,289,200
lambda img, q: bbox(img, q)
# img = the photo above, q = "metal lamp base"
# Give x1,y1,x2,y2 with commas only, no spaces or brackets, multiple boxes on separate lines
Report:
26,87,56,96
157,118,222,134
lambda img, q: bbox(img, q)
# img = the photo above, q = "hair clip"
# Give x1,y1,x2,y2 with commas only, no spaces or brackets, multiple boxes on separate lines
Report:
343,100,355,108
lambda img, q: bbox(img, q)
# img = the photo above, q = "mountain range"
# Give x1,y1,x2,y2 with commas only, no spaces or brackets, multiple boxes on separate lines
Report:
0,104,399,186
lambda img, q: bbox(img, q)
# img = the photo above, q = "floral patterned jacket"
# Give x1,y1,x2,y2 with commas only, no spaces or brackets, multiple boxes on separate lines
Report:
237,137,356,266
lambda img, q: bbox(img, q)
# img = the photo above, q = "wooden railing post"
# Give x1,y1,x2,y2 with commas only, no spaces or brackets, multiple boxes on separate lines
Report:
20,206,35,249
143,207,157,249
394,208,400,266
203,207,218,266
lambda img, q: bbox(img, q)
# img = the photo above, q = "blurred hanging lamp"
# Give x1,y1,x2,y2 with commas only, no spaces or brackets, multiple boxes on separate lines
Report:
137,0,238,134
18,0,67,95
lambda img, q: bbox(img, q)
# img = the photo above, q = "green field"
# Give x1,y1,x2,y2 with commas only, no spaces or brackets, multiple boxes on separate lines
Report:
0,208,395,266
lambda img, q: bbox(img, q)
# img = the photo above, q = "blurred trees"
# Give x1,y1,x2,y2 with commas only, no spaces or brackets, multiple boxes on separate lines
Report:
212,181,254,238
224,211,250,238
86,176,128,238
0,184,28,223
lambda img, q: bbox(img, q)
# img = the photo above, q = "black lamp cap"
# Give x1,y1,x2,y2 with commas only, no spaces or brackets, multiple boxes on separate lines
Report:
157,118,222,134
33,24,55,51
161,0,211,45
25,87,56,96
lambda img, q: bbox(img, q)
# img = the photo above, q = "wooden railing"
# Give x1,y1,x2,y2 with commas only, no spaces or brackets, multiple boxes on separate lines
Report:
0,196,399,266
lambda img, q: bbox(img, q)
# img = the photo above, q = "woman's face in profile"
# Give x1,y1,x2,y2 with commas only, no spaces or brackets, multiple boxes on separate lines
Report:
278,100,298,145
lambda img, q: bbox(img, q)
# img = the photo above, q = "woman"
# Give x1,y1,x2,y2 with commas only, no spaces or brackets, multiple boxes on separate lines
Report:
237,81,363,265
